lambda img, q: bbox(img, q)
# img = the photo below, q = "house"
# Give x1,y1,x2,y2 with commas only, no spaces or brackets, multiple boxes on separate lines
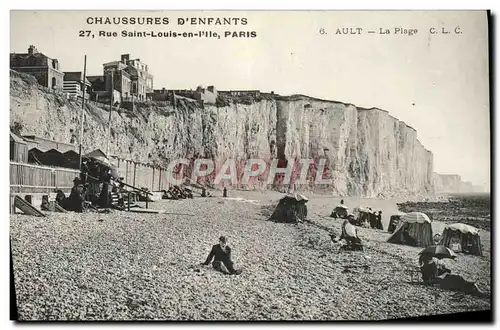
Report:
102,60,132,102
87,75,106,92
219,90,261,97
10,45,64,90
195,85,217,105
63,72,92,100
151,85,218,105
148,88,172,101
102,54,154,102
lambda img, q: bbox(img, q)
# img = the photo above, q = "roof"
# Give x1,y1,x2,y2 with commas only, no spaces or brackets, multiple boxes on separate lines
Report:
393,211,406,216
401,212,431,224
10,131,27,144
22,135,76,153
63,150,79,156
282,193,309,203
10,52,50,61
63,72,91,85
85,149,108,159
445,223,480,235
103,61,127,68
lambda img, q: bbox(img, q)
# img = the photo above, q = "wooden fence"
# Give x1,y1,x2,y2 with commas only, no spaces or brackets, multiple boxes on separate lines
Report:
10,158,176,195
10,162,80,194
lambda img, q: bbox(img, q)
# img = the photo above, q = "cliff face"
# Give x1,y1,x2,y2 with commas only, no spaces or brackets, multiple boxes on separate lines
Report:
433,173,474,194
10,70,434,198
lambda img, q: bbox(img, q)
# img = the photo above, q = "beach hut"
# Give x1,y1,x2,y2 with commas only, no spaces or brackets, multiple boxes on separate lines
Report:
63,150,81,168
10,132,28,163
268,194,308,223
439,223,483,256
388,212,406,233
331,204,349,219
352,206,366,218
387,212,433,247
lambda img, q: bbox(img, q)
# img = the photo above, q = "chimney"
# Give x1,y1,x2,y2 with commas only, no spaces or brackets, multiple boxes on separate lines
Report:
162,87,165,93
121,54,130,64
28,45,38,56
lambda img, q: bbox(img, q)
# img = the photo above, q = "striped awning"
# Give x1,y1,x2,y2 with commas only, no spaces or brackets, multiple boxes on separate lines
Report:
401,212,431,224
446,223,479,235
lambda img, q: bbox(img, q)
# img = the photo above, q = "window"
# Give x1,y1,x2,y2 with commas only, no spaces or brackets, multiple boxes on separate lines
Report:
52,60,56,69
51,77,57,88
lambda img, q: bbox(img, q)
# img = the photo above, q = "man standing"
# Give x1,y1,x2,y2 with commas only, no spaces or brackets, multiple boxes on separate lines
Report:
202,236,242,275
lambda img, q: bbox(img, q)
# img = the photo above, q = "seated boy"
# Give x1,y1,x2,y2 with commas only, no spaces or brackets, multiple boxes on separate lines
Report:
202,236,242,275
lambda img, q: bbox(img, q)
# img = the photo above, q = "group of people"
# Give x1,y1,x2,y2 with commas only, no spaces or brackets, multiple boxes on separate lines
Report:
332,201,383,230
328,200,487,298
54,177,88,213
200,234,488,300
54,156,125,212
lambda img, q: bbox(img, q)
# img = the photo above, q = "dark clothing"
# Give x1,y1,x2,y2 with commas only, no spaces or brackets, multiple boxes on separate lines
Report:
420,261,439,284
212,260,237,275
439,274,476,293
204,244,232,264
376,215,383,230
67,188,85,213
98,182,110,208
204,244,240,275
420,261,480,295
223,188,228,198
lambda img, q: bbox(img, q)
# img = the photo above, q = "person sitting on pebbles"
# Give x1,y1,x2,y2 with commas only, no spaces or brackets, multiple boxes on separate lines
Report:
202,236,242,275
419,254,487,298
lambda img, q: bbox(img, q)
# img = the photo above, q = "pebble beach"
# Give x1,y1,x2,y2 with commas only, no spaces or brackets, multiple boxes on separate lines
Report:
10,191,491,320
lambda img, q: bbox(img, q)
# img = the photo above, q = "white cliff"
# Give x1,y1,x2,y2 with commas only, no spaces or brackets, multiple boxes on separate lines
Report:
10,70,435,198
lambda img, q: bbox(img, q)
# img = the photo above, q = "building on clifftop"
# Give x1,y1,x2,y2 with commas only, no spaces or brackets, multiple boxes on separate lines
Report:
10,45,64,90
102,54,154,102
63,72,92,100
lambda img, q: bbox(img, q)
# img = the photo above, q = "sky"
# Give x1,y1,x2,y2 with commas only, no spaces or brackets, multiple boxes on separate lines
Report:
10,10,490,189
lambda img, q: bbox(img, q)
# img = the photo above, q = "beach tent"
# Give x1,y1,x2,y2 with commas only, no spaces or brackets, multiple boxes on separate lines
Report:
388,212,406,233
331,204,349,219
268,194,308,223
439,223,483,256
387,212,433,247
85,149,111,165
353,206,367,218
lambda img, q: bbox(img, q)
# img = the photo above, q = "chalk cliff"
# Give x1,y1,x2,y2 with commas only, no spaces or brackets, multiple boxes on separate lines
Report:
433,173,475,194
10,70,435,198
